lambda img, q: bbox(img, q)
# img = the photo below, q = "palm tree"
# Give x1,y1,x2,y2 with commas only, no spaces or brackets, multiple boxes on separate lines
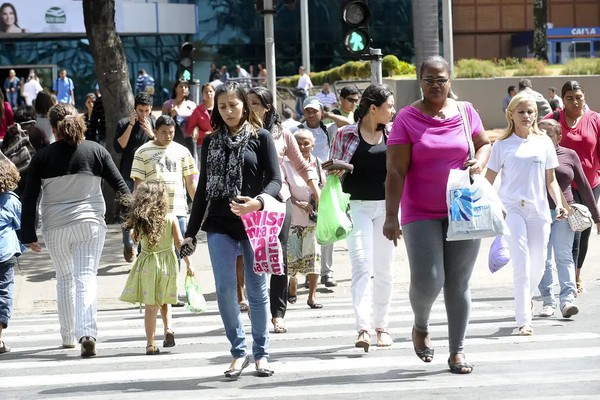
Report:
412,0,439,78
533,0,548,61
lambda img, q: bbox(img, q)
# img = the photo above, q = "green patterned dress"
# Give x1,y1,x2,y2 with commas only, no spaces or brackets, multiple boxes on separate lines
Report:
120,214,178,305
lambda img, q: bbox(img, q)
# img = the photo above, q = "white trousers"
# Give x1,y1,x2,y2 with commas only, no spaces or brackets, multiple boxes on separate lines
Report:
43,221,107,345
504,202,550,328
346,200,395,332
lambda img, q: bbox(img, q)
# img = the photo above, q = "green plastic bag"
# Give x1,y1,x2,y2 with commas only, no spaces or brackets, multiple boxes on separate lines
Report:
316,175,353,245
185,275,206,313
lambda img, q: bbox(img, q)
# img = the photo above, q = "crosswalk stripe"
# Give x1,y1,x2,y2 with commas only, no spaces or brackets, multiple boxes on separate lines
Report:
3,293,599,398
1,332,598,372
1,346,599,389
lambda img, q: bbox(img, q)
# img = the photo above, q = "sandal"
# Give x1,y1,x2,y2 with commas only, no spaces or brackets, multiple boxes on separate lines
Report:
412,326,434,362
307,300,323,309
519,325,533,336
288,277,297,304
376,329,393,347
448,353,473,374
272,318,287,334
0,340,10,354
146,344,160,355
163,330,175,347
355,330,370,352
255,359,274,377
576,279,584,294
224,355,250,379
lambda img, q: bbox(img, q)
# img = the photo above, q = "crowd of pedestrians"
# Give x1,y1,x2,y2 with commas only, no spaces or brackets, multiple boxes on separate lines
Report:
0,56,598,382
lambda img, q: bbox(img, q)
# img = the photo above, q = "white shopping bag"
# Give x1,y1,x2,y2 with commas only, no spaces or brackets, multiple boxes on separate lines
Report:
446,169,507,241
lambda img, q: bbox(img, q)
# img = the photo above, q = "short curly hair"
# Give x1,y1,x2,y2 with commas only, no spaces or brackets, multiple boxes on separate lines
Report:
0,159,20,193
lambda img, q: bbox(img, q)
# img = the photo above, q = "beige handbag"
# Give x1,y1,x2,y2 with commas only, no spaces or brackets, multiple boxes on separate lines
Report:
560,193,593,232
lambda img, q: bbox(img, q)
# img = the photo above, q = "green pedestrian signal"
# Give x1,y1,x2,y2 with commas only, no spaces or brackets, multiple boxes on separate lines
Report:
182,70,191,81
348,30,367,52
341,0,370,58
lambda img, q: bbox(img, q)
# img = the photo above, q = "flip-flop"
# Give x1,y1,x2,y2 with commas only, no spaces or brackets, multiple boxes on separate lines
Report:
272,318,287,334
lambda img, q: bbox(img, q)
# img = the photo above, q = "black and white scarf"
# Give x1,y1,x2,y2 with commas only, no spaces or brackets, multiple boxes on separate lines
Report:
205,123,252,200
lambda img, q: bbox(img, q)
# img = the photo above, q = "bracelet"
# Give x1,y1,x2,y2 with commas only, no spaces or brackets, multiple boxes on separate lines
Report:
128,123,134,127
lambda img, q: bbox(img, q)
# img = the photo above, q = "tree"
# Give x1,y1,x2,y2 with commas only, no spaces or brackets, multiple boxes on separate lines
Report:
533,0,548,61
83,0,134,221
412,0,439,78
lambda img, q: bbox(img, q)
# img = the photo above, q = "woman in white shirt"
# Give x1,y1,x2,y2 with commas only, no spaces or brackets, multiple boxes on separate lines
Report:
485,91,567,336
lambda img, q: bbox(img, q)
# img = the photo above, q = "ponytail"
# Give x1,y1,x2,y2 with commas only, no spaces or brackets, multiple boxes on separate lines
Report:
57,114,86,146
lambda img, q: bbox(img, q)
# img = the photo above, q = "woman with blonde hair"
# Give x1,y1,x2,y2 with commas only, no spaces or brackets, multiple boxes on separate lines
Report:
20,103,130,357
182,81,281,378
486,92,567,336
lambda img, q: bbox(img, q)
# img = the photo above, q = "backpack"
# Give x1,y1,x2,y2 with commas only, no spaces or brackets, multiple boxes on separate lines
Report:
2,123,36,173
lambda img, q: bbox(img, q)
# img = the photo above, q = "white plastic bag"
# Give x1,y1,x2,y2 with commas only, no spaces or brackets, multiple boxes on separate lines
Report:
185,275,207,313
446,169,507,241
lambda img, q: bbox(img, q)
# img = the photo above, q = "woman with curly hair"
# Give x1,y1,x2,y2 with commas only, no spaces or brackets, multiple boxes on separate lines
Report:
20,103,130,358
0,154,25,355
120,181,194,355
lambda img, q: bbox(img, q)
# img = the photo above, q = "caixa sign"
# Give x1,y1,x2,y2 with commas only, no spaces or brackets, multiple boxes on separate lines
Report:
547,27,600,38
571,27,596,35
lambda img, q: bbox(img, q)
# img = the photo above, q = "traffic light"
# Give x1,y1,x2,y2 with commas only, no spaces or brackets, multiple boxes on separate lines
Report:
341,0,371,57
178,42,194,81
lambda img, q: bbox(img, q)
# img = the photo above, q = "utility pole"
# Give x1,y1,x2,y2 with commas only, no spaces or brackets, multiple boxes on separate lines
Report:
442,0,454,76
300,0,310,72
260,0,277,104
369,48,382,85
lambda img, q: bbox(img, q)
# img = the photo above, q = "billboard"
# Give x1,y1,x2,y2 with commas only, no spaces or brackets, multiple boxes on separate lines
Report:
0,1,197,36
0,1,85,34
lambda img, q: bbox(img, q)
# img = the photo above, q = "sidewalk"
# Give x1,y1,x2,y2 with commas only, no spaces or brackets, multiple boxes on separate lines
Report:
13,224,600,315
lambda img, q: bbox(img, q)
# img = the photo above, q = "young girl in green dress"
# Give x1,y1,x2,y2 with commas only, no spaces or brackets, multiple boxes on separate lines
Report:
120,181,194,355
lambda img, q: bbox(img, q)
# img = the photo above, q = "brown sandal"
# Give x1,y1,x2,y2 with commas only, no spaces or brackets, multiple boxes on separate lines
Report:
355,330,370,352
146,344,160,355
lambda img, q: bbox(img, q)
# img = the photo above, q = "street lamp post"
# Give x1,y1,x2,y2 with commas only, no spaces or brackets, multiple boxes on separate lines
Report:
259,0,277,105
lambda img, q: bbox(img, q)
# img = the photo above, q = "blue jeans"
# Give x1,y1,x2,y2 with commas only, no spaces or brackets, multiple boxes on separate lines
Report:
207,232,269,360
6,91,18,108
539,216,576,308
0,257,16,329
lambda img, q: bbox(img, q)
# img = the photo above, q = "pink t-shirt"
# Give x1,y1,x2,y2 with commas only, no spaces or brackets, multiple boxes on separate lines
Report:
388,102,484,225
543,109,600,190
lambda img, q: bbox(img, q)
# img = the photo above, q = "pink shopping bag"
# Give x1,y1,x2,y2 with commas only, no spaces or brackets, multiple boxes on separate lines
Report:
241,194,286,275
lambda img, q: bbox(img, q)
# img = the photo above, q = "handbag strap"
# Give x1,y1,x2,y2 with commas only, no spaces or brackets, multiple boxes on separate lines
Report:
559,191,573,215
457,101,475,160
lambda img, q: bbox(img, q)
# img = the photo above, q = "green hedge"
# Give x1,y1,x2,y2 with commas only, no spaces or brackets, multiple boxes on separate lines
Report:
561,58,600,75
513,58,548,76
277,57,415,87
454,59,502,78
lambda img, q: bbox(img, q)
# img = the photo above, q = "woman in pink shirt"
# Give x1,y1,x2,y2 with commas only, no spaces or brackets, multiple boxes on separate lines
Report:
543,81,600,293
384,56,491,375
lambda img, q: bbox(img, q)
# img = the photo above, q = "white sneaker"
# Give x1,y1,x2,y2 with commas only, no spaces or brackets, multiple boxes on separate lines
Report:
539,305,555,317
561,303,579,318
